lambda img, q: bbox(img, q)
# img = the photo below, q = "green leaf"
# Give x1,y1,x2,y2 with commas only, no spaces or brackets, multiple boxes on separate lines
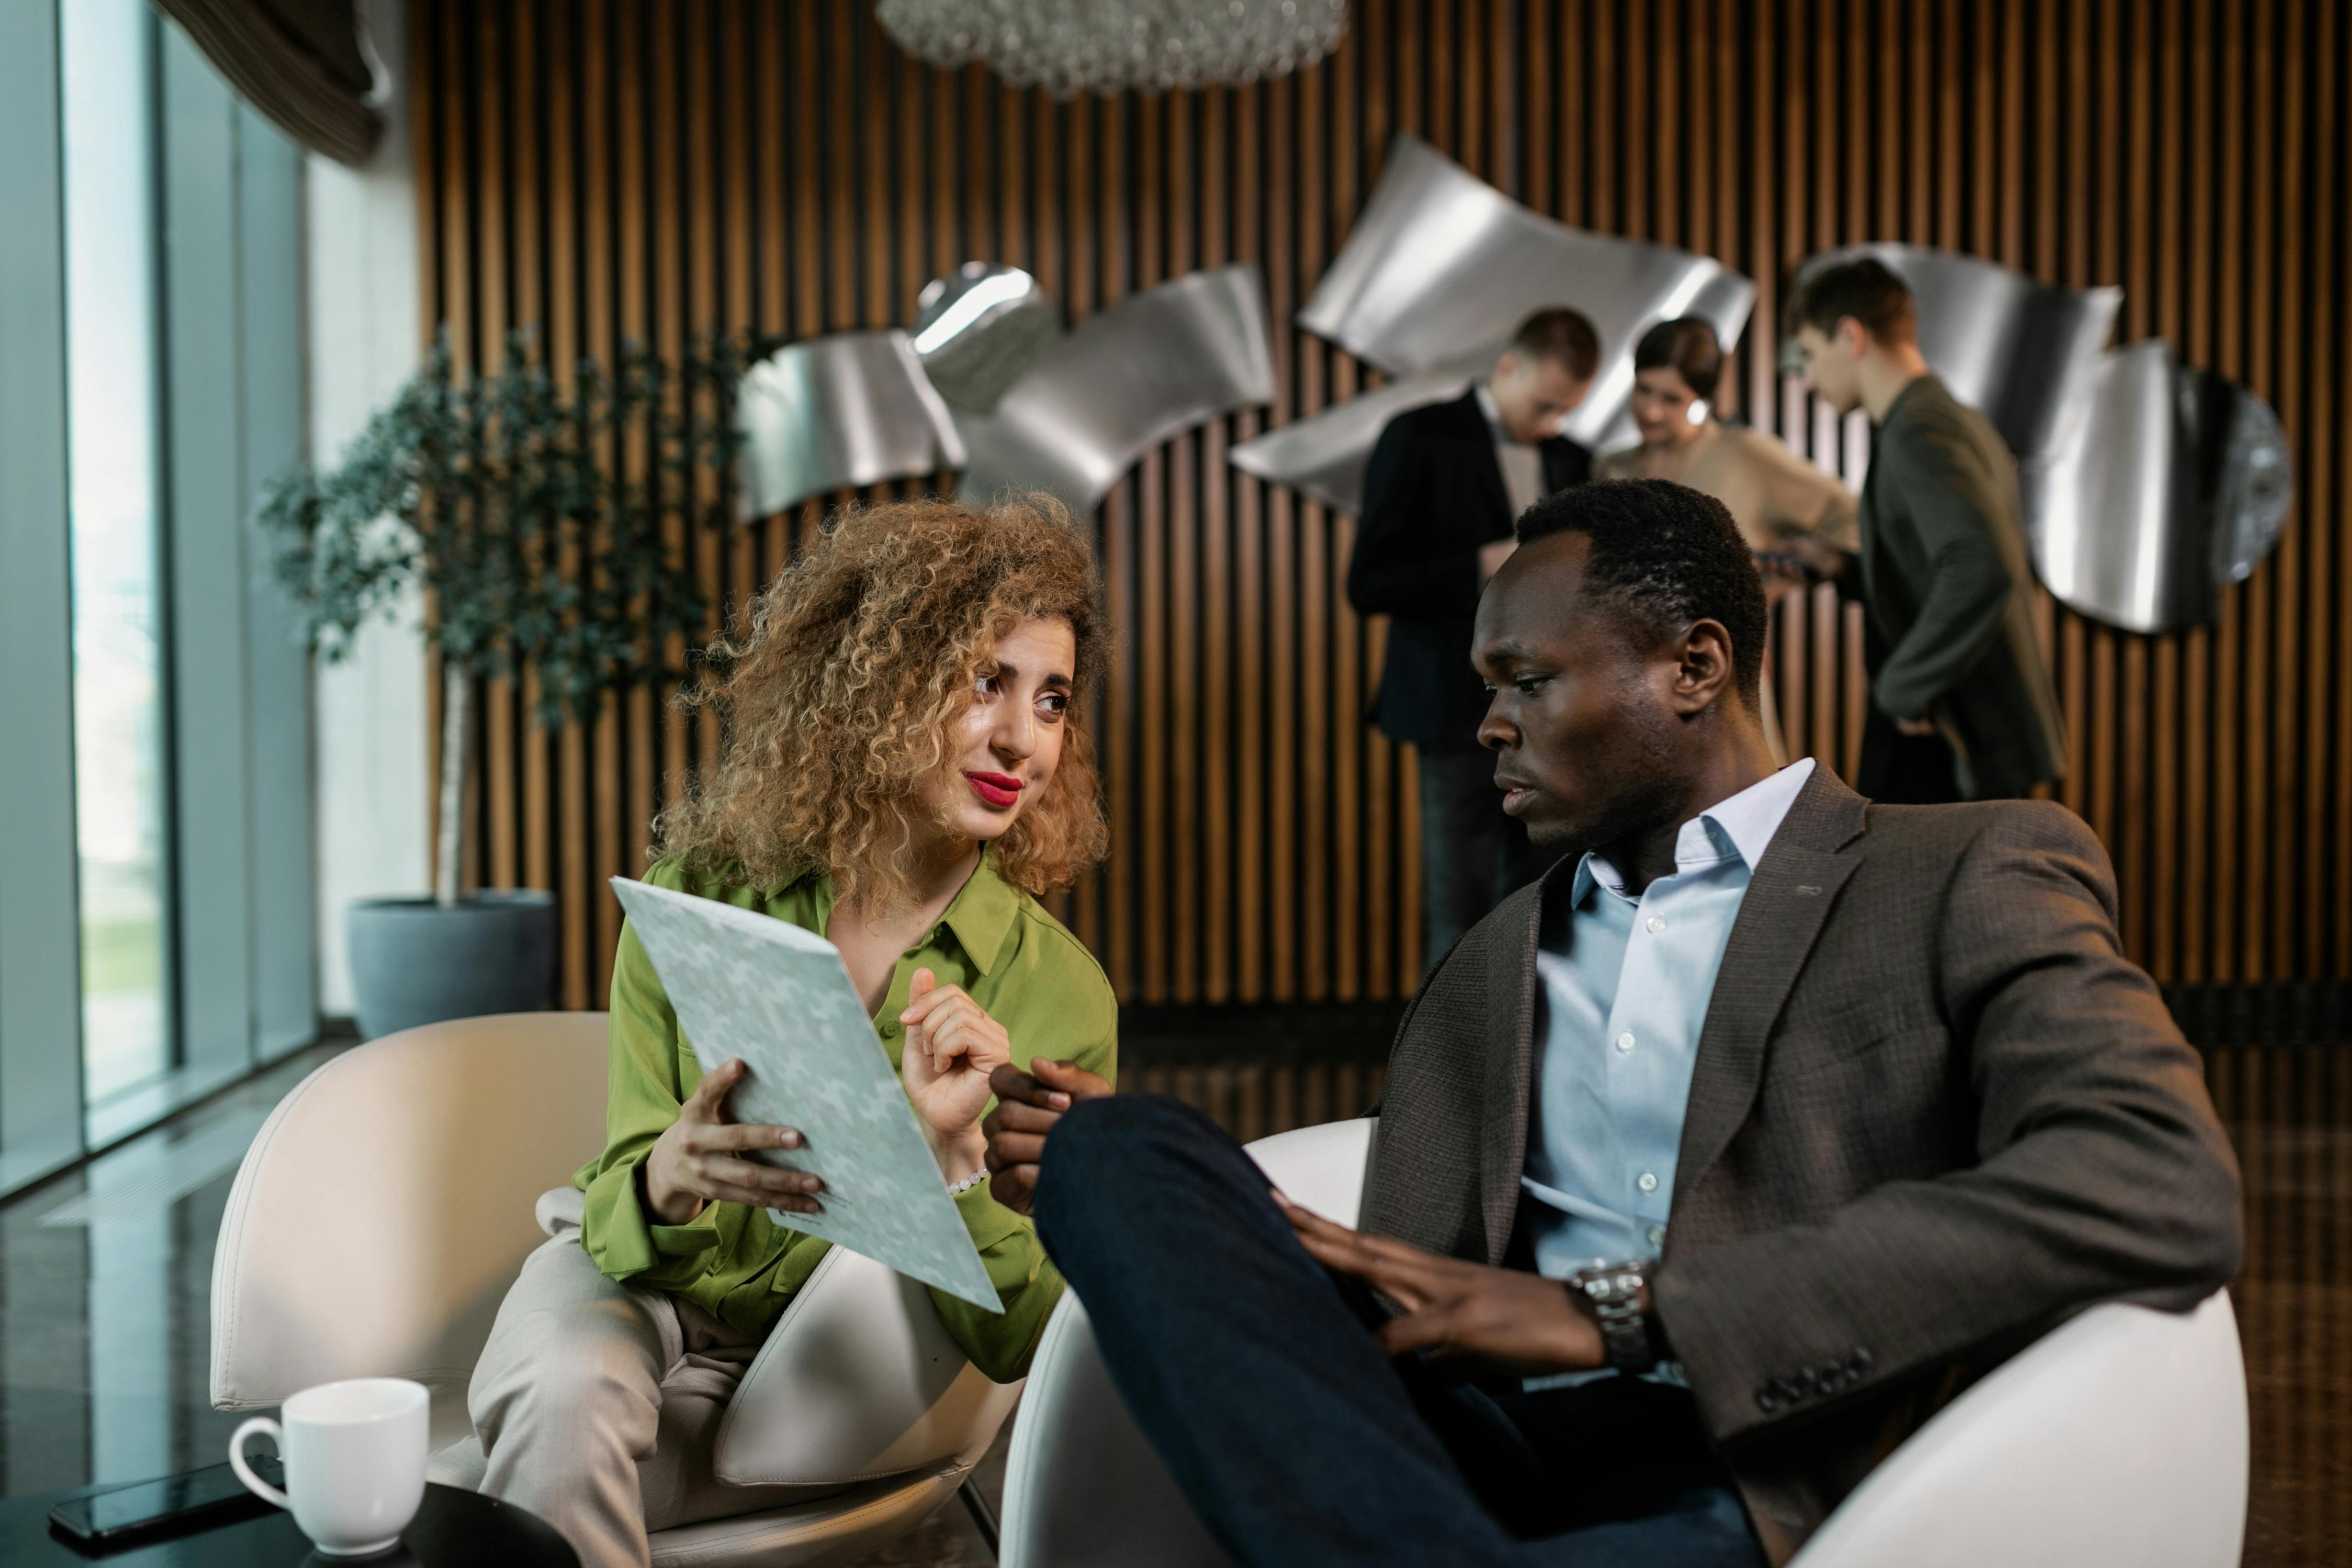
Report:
254,326,754,725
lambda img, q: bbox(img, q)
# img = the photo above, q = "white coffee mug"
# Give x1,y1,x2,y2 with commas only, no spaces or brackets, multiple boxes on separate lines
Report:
229,1377,428,1557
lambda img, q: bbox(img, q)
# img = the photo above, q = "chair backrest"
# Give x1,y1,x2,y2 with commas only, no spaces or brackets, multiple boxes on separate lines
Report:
210,1012,610,1415
998,1117,1376,1568
1788,1289,2247,1568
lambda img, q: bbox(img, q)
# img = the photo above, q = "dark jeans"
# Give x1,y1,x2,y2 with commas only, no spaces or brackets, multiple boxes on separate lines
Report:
1034,1096,1767,1568
1418,741,1559,970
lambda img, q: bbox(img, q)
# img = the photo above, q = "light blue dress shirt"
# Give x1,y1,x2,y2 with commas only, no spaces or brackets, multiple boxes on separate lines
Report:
1521,758,1816,1280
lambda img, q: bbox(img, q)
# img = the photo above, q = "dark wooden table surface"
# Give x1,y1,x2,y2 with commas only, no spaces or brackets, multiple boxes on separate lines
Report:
1,1479,577,1567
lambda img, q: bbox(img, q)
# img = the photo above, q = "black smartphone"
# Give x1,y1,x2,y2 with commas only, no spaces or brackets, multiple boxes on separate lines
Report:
47,1455,281,1551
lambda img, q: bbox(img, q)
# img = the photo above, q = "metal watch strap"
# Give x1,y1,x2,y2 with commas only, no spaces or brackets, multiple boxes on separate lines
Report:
1570,1261,1656,1374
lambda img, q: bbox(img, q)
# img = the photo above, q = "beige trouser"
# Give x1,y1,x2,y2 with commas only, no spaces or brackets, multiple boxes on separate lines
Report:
427,1231,839,1568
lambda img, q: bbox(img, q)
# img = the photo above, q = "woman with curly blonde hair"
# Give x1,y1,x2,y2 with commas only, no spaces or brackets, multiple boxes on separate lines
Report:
442,494,1118,1568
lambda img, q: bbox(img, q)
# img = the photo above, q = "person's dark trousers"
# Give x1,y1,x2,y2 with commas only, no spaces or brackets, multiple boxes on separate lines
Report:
1857,719,1963,804
1857,712,2035,804
1418,739,1561,970
1033,1095,1767,1568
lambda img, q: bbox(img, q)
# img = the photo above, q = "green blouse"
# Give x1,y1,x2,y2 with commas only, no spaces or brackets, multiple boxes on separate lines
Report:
573,850,1117,1383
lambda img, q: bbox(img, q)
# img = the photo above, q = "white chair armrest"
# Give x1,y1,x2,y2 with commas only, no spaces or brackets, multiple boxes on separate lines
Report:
713,1242,1021,1487
1789,1290,2248,1568
1241,1117,1376,1227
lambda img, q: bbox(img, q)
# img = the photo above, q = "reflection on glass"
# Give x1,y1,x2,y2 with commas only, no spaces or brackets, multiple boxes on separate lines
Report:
63,0,170,1105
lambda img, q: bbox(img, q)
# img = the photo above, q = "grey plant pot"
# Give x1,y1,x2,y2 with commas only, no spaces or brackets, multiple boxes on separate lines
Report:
347,891,558,1040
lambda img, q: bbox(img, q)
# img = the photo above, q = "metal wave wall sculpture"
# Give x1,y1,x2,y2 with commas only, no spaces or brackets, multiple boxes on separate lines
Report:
2029,341,2294,634
737,331,966,519
1230,134,1756,514
910,261,1063,412
955,265,1276,510
735,264,1275,515
1800,244,2292,634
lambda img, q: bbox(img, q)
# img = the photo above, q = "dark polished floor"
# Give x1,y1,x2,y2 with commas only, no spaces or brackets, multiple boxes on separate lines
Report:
0,1023,2343,1565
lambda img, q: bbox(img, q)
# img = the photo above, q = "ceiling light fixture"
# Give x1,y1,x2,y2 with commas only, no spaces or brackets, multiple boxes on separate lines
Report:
876,0,1349,97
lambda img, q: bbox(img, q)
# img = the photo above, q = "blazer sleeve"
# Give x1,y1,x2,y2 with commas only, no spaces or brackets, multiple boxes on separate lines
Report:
1653,804,2242,1446
1868,415,2021,722
1346,417,1485,621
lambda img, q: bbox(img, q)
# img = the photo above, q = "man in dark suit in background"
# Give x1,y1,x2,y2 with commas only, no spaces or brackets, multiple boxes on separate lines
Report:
1348,307,1600,969
984,480,2238,1566
1788,258,2067,804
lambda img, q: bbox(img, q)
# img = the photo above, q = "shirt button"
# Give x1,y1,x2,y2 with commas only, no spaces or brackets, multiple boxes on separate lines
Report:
1637,1172,1659,1193
1646,916,1666,934
1647,1225,1666,1246
1615,1031,1636,1053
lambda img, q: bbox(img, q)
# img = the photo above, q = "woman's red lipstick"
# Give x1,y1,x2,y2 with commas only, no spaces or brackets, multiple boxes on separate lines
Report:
966,770,1024,809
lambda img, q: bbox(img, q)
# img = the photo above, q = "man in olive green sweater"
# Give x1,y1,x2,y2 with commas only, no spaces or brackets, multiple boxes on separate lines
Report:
1790,257,2066,802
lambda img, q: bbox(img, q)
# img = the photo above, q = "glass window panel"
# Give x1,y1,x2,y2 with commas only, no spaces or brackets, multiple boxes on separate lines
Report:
62,0,170,1106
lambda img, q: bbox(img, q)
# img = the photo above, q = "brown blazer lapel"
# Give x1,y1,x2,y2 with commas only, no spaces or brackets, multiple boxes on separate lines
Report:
1478,875,1546,1264
1670,770,1870,1212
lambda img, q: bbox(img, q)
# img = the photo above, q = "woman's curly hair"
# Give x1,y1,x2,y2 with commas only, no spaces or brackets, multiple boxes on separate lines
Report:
654,493,1110,913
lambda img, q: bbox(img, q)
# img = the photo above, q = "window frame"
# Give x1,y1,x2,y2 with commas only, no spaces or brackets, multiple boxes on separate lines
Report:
0,0,316,1189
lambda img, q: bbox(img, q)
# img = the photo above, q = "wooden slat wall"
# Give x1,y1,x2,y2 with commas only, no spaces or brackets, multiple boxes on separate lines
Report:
413,0,2352,1009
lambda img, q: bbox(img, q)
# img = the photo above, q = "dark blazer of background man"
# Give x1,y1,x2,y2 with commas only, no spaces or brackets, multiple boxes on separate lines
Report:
986,480,2239,1568
1789,257,2066,803
1348,307,1599,969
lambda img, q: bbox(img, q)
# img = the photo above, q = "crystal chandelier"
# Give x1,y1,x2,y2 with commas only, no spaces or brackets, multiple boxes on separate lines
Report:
876,0,1349,97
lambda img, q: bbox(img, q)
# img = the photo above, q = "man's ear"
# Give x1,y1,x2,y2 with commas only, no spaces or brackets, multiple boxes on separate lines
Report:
1670,619,1740,714
1836,316,1870,359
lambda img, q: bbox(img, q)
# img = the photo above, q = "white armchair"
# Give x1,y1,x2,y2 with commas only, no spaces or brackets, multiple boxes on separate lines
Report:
998,1117,2251,1568
210,1012,1019,1566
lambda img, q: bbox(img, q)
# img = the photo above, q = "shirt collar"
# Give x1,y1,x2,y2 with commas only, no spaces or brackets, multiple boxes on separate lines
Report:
1572,758,1817,905
938,850,1020,975
1474,379,1525,447
793,846,1022,976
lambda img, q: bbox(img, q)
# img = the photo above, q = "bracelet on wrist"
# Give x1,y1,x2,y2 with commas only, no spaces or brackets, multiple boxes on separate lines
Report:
946,1168,989,1196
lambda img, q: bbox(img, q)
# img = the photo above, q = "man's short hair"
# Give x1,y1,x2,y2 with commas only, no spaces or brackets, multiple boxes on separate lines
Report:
1508,307,1602,382
1513,479,1767,710
1788,256,1917,346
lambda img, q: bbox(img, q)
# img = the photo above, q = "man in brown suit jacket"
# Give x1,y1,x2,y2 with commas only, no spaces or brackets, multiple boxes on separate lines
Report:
984,480,2240,1566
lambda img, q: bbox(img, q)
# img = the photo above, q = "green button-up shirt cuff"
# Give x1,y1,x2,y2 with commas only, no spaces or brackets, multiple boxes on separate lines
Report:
956,1179,1027,1253
651,1218,723,1256
578,1156,720,1281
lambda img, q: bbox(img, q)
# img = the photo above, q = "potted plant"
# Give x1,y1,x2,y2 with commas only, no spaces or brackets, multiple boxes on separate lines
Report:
263,330,746,1038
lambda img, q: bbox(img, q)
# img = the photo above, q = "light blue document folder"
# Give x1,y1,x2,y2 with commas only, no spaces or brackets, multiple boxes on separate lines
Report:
610,876,1002,1312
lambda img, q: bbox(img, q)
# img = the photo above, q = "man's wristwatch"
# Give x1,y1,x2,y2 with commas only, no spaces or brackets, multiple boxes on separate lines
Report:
1568,1260,1657,1374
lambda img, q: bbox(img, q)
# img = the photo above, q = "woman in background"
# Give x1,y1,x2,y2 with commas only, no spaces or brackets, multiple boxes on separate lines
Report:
1595,316,1857,762
440,494,1118,1568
